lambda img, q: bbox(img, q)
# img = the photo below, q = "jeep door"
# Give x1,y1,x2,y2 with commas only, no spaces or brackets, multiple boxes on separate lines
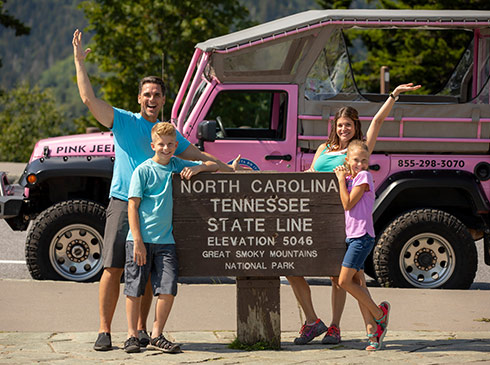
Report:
196,84,298,172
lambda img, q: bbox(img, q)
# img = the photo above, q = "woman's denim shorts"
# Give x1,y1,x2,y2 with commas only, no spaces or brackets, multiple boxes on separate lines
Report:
342,233,375,271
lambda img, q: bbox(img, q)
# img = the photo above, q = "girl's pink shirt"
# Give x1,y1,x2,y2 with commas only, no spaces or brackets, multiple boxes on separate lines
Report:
345,170,375,238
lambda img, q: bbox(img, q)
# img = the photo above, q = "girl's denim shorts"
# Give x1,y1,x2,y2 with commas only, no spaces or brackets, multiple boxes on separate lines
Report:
342,233,375,271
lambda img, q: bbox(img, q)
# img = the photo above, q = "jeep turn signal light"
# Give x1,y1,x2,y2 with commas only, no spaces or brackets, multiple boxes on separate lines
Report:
26,174,37,185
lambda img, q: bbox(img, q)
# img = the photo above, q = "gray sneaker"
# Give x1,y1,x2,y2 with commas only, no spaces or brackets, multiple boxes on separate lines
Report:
293,319,328,345
322,324,341,344
138,330,151,348
93,332,112,351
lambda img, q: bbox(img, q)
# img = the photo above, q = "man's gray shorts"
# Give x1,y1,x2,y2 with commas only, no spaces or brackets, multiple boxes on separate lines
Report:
124,241,178,297
102,198,129,269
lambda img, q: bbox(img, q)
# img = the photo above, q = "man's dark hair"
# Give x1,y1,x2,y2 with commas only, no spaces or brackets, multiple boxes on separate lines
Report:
138,76,166,96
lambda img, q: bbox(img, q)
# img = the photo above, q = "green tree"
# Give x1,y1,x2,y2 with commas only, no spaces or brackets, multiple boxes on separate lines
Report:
316,0,490,94
80,0,251,119
0,83,65,162
0,0,30,72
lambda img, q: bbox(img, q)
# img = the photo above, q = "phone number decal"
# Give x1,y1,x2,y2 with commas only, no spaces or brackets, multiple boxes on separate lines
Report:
397,159,465,168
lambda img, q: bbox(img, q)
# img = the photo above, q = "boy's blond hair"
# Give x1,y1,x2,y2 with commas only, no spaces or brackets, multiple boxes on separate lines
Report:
151,122,176,141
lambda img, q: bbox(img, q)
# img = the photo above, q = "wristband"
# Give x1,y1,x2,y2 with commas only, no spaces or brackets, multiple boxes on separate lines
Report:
389,92,399,101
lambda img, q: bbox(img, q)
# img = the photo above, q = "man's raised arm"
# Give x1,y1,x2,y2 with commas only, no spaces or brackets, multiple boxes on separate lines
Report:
72,29,114,129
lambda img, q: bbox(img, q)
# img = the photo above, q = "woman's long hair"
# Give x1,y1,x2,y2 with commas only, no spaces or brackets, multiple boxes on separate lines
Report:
325,106,363,152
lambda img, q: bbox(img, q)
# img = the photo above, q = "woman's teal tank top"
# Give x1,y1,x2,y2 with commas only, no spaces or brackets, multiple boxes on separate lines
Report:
313,145,347,172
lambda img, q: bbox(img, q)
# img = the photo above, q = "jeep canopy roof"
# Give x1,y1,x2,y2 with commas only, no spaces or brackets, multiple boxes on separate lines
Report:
196,9,490,52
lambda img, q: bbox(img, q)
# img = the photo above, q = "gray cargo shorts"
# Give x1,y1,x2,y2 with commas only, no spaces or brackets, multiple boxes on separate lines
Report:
102,197,129,269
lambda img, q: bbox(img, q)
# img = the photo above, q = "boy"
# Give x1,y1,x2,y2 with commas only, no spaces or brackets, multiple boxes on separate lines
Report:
124,122,218,353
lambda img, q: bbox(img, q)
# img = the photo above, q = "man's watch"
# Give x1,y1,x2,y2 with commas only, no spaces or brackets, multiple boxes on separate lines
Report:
389,92,399,101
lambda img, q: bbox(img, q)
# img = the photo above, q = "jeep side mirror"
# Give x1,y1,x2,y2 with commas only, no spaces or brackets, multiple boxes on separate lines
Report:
197,120,217,151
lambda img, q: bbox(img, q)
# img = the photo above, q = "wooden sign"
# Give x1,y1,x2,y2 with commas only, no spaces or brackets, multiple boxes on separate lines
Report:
172,172,345,277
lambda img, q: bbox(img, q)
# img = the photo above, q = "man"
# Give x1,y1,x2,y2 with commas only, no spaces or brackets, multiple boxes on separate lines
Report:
72,29,235,351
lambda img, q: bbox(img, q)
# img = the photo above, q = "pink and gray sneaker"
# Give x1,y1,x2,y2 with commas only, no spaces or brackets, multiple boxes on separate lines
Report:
293,319,328,345
322,324,341,344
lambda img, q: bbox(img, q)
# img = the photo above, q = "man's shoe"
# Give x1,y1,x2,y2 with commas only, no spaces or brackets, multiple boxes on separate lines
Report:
138,330,151,348
150,334,182,353
322,324,341,344
293,319,328,345
124,336,141,353
93,332,112,351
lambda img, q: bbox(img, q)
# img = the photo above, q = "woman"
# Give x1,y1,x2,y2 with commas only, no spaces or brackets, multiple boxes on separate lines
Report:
289,83,421,345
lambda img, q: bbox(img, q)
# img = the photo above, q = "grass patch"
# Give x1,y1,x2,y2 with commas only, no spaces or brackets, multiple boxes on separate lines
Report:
474,317,490,323
228,338,279,351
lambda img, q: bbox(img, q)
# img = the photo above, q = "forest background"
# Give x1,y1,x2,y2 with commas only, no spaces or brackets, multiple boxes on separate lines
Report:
0,0,488,161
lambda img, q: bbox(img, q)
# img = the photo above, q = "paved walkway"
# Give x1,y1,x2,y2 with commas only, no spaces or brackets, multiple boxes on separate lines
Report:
1,330,490,364
1,279,490,364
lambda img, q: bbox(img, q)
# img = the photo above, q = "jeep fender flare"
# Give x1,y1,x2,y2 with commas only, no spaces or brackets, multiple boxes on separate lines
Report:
373,170,490,223
20,156,114,187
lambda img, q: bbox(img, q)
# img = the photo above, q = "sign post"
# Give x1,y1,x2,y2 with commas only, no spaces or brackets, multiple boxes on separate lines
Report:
172,172,345,348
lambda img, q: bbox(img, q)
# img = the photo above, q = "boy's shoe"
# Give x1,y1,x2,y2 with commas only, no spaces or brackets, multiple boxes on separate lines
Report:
293,319,328,345
322,324,341,344
93,332,112,351
124,336,141,353
138,330,151,348
150,334,182,353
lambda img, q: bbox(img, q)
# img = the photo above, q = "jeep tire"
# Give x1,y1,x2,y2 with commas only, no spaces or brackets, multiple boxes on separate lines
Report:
25,200,106,282
374,209,477,289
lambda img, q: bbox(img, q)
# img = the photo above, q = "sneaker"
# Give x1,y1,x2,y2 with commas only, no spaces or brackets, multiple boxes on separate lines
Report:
93,332,112,351
293,319,328,345
124,336,141,353
138,330,151,348
322,324,341,344
150,334,182,353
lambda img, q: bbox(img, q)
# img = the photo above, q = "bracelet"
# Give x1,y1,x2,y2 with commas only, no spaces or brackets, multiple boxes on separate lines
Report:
389,92,399,101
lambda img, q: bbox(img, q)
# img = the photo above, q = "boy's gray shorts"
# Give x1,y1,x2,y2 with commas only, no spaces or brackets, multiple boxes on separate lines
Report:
124,241,178,297
103,198,129,269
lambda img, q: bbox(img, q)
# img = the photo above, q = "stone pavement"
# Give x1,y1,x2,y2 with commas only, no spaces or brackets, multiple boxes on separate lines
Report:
1,330,490,364
1,279,490,364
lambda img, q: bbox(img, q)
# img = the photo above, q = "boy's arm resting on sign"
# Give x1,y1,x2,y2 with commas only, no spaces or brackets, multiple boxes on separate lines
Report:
128,197,147,266
72,29,114,129
365,83,421,154
178,142,240,172
180,161,219,180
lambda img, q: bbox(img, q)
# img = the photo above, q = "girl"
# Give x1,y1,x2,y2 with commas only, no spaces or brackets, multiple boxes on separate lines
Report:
334,140,389,351
289,83,420,346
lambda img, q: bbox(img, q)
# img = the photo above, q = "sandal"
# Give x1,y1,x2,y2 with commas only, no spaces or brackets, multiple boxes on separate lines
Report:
375,301,391,328
365,333,380,351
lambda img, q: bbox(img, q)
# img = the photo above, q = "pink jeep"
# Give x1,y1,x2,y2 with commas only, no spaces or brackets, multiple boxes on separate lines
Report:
1,9,490,288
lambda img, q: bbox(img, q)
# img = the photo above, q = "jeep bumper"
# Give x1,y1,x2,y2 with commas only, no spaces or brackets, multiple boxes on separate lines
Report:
0,172,24,219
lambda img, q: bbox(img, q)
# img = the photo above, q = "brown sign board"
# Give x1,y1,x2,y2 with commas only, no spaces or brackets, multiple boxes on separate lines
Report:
172,172,346,277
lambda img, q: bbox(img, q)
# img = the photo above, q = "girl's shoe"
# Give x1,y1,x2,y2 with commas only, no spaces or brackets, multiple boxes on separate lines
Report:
376,301,391,329
322,324,341,344
365,333,380,351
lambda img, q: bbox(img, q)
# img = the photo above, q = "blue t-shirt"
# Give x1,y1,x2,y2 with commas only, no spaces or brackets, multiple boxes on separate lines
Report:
109,108,190,201
127,157,201,244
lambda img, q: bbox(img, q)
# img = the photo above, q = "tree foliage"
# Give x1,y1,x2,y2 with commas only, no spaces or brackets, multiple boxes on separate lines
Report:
316,0,490,94
80,0,251,119
0,83,65,162
0,0,30,71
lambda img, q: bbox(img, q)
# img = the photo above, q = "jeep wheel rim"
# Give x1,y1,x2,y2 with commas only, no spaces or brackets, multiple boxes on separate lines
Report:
49,224,103,281
399,233,455,289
